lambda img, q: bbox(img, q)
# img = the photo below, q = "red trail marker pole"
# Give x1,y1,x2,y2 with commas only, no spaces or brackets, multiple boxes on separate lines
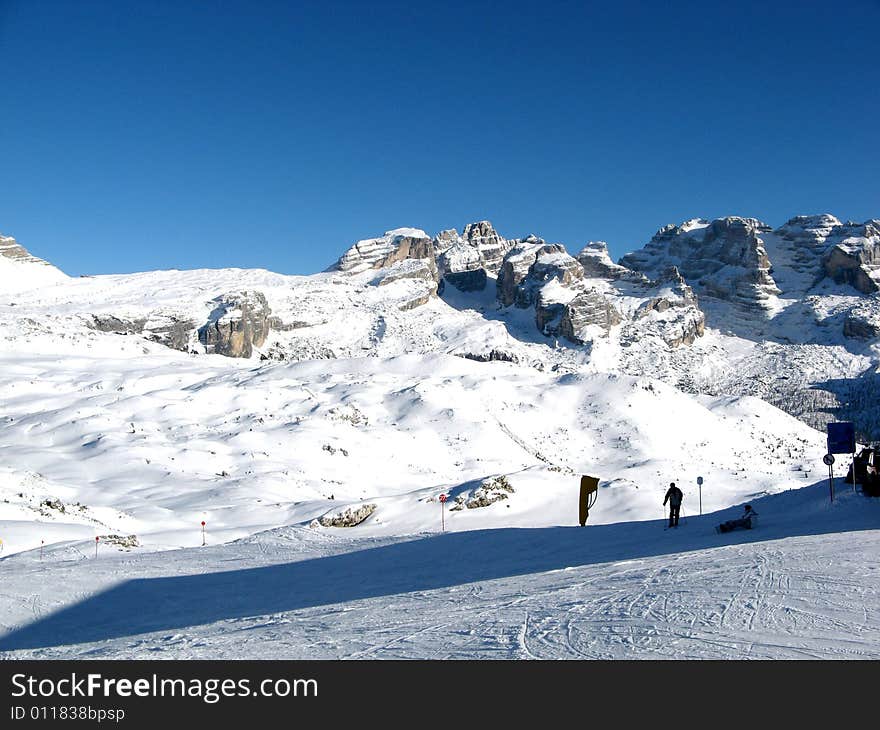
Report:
439,494,447,532
95,536,99,558
40,540,44,561
201,521,206,546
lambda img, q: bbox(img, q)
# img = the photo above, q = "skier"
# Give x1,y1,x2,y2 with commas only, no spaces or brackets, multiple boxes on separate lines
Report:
663,482,683,528
717,504,757,534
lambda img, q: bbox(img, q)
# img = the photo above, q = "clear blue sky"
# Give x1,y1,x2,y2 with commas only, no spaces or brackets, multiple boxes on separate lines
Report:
1,0,877,276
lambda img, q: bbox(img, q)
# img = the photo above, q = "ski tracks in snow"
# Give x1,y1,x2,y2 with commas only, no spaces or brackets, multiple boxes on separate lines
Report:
3,531,880,660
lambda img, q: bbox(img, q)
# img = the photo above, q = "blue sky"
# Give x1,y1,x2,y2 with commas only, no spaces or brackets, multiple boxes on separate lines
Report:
0,0,877,276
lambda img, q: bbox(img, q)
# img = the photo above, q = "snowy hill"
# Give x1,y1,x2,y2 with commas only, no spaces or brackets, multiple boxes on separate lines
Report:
0,350,827,554
0,232,68,292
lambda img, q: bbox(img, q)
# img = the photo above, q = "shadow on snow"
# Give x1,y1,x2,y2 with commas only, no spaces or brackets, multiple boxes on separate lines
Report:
1,480,877,651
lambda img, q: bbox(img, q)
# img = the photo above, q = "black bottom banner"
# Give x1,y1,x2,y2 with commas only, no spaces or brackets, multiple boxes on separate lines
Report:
0,660,871,725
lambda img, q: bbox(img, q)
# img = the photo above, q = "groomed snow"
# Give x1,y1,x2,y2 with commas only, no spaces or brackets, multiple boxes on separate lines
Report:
1,482,877,659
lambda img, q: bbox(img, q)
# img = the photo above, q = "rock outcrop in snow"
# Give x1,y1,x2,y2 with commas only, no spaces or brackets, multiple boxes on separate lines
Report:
1,234,51,265
336,228,435,274
335,228,441,308
436,234,487,292
450,474,515,510
198,291,271,357
773,214,843,276
557,288,623,343
771,214,880,295
822,220,880,295
88,314,148,335
144,312,198,352
843,305,880,340
374,259,437,288
631,267,706,347
317,503,377,527
494,234,704,349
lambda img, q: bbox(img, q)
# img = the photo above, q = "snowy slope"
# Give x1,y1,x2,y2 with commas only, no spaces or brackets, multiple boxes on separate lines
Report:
1,482,878,659
0,233,68,292
0,351,826,555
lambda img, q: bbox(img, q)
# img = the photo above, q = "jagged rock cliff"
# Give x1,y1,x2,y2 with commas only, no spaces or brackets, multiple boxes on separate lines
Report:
461,221,513,274
576,241,643,281
334,227,441,309
336,228,435,274
198,291,271,357
432,221,514,292
821,220,880,295
620,216,780,310
630,267,706,347
436,235,487,292
497,239,582,308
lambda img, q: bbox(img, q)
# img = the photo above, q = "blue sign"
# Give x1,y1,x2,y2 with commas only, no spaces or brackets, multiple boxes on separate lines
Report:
826,422,855,455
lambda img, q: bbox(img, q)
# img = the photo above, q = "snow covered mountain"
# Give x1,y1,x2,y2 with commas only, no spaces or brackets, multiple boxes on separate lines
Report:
0,216,877,557
3,218,880,659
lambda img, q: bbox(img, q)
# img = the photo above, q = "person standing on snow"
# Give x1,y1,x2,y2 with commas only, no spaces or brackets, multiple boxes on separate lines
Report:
663,482,683,528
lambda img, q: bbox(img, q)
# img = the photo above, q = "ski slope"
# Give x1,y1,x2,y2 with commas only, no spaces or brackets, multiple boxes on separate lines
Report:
1,483,878,659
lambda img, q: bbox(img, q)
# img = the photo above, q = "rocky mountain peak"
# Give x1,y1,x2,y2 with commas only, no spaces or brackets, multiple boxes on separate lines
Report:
703,216,773,241
776,214,842,240
332,227,441,311
651,218,711,242
1,233,57,268
461,221,514,274
335,228,433,274
433,229,461,251
620,215,780,310
576,241,640,281
462,220,500,243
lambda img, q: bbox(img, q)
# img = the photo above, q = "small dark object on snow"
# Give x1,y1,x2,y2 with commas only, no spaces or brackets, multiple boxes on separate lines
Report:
716,504,758,534
579,475,599,526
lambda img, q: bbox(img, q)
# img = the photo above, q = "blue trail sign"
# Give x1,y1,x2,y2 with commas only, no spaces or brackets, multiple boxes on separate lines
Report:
826,422,855,455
